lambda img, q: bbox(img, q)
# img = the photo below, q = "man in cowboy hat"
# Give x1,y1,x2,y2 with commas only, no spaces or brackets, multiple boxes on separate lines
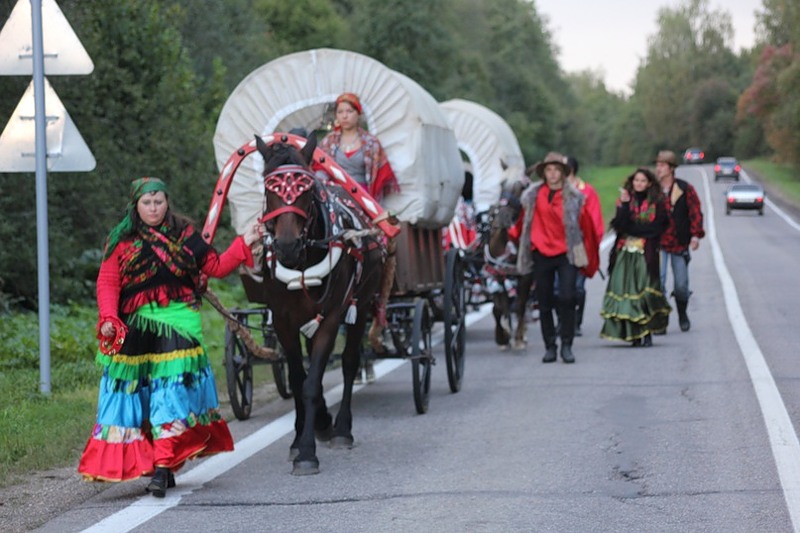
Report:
654,150,705,332
509,151,600,364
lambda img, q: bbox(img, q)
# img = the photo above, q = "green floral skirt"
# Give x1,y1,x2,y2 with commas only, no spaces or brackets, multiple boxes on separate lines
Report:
600,247,671,342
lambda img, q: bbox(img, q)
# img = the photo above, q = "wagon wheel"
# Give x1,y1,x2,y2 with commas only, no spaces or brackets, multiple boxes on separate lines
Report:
443,248,467,393
224,317,253,420
411,298,433,414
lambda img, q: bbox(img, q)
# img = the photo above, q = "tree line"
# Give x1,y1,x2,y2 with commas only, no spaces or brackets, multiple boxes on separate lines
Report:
0,0,795,309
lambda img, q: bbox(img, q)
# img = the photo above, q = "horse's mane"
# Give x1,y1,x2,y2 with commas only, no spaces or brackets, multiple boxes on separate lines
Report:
262,141,309,173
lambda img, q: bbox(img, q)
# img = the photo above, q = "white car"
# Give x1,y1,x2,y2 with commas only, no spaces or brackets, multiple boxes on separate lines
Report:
725,184,765,216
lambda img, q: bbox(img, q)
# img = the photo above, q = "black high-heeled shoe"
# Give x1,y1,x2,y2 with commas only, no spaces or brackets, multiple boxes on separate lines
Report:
146,467,172,498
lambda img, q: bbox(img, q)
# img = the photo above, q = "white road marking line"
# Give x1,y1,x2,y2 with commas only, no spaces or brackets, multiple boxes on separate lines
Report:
700,168,800,532
739,169,800,232
81,304,493,533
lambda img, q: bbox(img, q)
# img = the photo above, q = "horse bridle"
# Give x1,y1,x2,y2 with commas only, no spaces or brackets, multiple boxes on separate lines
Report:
261,164,316,222
484,191,522,274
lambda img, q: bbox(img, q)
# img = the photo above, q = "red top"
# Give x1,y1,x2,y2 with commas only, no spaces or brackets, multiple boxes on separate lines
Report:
508,185,601,277
574,178,605,242
96,235,253,321
531,186,568,256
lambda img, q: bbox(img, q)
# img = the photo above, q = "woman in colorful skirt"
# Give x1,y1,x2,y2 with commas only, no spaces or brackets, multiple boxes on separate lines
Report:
600,168,671,347
78,177,262,497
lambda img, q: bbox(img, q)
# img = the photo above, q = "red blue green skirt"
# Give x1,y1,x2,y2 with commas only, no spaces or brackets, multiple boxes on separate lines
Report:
78,302,233,482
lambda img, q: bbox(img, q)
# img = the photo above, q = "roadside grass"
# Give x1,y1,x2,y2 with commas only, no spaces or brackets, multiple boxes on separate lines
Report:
743,158,800,205
582,165,637,229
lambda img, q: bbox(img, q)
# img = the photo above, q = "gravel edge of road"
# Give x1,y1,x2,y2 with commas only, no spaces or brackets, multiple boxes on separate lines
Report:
0,383,283,533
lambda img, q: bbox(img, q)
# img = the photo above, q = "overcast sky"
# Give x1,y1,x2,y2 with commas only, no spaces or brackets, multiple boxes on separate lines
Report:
534,0,763,94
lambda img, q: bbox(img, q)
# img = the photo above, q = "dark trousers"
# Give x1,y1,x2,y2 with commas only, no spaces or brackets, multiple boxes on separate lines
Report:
533,251,578,348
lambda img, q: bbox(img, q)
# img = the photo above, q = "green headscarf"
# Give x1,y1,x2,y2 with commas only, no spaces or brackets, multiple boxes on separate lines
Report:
103,177,169,259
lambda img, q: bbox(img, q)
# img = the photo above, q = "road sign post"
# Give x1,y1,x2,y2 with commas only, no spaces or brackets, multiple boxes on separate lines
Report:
0,0,95,395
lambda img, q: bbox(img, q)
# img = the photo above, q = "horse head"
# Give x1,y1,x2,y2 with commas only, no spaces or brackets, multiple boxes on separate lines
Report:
255,133,318,269
487,179,525,257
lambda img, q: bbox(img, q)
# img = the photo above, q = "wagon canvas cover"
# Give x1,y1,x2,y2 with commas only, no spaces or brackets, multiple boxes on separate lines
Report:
213,48,464,233
439,99,526,212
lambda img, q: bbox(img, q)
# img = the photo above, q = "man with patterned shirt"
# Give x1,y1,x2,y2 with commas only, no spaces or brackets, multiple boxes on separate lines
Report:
654,150,705,332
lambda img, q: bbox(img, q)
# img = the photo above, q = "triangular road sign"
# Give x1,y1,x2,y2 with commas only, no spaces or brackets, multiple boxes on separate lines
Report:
0,0,93,75
0,77,96,172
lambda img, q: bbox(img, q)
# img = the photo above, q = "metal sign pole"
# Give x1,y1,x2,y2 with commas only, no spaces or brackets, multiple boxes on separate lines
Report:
31,0,50,395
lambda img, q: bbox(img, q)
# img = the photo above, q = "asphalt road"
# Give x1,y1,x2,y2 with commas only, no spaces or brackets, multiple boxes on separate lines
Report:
13,164,800,533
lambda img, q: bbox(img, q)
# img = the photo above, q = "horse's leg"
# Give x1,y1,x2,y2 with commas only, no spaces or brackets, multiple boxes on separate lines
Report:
278,333,307,461
292,319,339,476
493,292,511,349
513,273,535,349
305,335,334,442
329,316,368,449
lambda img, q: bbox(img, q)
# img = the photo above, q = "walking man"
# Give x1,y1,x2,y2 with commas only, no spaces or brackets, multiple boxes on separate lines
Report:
653,150,705,332
565,156,604,336
510,152,600,363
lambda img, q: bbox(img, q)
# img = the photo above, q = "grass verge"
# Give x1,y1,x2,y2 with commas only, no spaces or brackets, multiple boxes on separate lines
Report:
742,158,800,205
0,278,256,487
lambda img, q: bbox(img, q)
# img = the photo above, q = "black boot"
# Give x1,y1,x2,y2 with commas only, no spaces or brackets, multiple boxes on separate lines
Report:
676,299,691,332
574,294,585,337
146,467,171,498
642,334,653,347
560,343,575,364
542,344,558,363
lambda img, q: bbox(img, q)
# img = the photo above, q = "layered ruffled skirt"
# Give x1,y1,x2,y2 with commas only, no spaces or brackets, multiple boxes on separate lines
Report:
600,242,671,342
78,302,233,482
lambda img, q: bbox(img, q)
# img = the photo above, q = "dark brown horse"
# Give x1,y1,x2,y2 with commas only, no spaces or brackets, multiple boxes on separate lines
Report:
484,179,534,350
254,133,384,475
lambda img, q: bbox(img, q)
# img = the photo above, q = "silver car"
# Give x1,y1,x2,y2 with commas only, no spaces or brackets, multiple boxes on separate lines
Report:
714,157,740,181
725,183,765,216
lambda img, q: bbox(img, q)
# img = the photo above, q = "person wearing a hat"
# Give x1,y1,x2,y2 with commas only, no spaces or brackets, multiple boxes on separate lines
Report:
560,155,604,337
320,92,400,383
508,152,600,363
78,177,263,497
654,150,705,332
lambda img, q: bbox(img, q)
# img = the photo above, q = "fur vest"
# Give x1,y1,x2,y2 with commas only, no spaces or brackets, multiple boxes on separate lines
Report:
516,181,587,275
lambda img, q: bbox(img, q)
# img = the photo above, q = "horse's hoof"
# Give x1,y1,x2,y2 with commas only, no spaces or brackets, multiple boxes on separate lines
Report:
329,435,354,449
292,459,320,476
498,343,510,351
288,447,300,462
513,341,527,350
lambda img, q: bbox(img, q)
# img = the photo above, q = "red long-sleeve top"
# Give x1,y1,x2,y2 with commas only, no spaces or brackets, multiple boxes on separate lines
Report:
508,185,600,277
96,235,253,327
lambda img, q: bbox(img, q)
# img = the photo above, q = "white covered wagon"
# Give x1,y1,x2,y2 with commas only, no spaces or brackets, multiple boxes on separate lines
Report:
439,98,526,212
204,48,469,415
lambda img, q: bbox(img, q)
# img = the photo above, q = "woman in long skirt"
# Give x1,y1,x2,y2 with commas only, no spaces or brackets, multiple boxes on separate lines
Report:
600,168,671,347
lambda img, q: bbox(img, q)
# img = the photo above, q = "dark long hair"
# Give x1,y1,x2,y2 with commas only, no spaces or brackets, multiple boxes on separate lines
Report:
623,167,663,205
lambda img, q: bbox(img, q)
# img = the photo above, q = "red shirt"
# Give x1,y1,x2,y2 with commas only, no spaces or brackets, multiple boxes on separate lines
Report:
508,185,601,277
532,186,568,256
574,178,605,242
97,235,254,320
